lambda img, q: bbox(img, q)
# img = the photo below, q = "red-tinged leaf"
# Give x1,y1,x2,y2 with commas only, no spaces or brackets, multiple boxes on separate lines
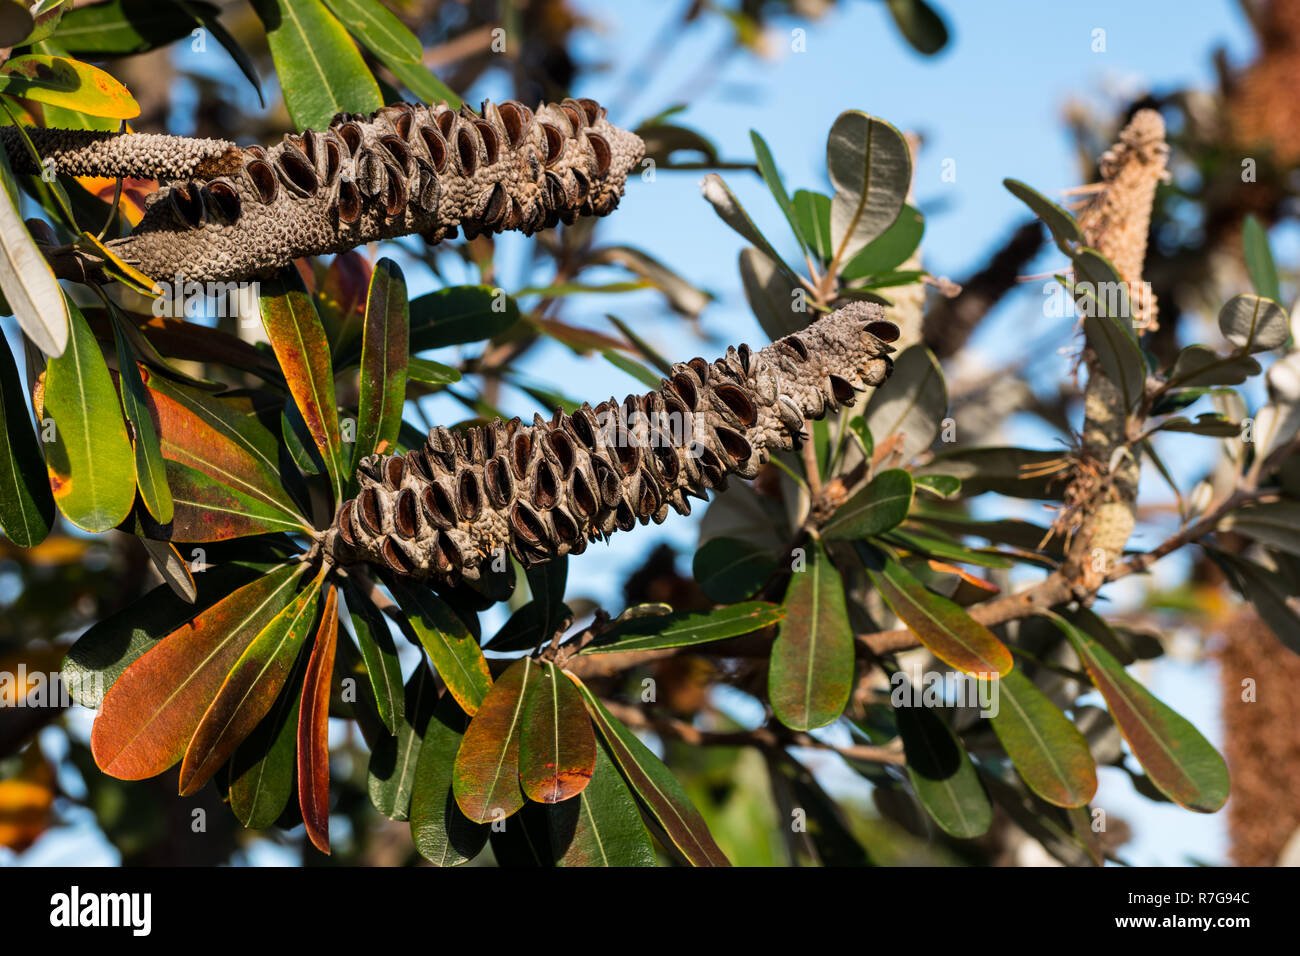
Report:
1054,617,1229,812
351,258,408,475
866,550,1012,677
453,657,538,824
91,563,305,780
259,270,345,503
548,737,656,866
386,574,491,715
575,678,730,866
769,539,854,731
990,668,1097,808
43,298,136,532
317,250,371,356
821,468,914,539
410,692,489,866
140,371,305,524
298,581,341,853
178,577,325,795
165,459,309,541
520,661,596,804
75,175,154,226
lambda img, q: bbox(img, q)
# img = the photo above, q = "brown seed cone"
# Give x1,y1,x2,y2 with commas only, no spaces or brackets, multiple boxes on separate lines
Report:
325,302,900,582
5,98,643,283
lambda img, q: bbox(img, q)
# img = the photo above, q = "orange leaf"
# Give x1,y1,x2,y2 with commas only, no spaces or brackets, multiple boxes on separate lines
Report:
297,584,339,854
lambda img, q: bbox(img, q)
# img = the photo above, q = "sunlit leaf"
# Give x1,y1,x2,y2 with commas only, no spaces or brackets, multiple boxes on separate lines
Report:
43,298,135,532
297,576,340,853
822,468,913,539
990,668,1097,808
519,661,596,804
343,579,403,734
109,315,171,524
179,576,325,795
1054,616,1228,811
0,54,139,119
1217,292,1288,354
1242,215,1281,304
351,258,408,476
0,149,68,356
864,548,1012,677
826,111,910,265
228,637,309,828
453,657,537,824
250,0,381,131
387,574,491,715
90,562,304,779
1003,178,1082,253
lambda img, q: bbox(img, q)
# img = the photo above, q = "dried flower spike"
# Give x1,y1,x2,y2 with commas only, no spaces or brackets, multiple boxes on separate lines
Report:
324,302,900,582
3,98,643,283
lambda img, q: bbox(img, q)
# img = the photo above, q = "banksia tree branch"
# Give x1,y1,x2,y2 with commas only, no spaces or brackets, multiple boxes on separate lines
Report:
323,303,901,582
1066,109,1169,592
5,97,643,283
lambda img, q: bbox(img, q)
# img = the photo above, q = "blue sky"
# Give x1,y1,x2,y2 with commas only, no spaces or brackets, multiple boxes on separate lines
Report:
9,0,1263,866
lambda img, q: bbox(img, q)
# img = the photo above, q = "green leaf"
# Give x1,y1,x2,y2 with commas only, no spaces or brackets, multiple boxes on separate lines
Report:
259,269,345,504
228,634,309,828
750,128,806,254
383,56,460,107
864,549,1013,677
90,562,304,779
826,111,911,265
822,468,913,539
1242,215,1281,304
110,314,171,524
990,668,1097,808
692,536,778,603
1003,178,1082,253
769,539,854,731
1082,309,1145,412
893,688,992,838
410,691,488,865
322,0,420,61
913,473,960,498
1220,502,1300,559
549,736,656,866
520,662,596,803
387,574,491,715
884,0,950,55
369,661,438,821
1217,292,1289,354
0,148,68,356
406,357,460,386
577,680,730,866
179,575,324,795
44,297,135,532
453,657,537,823
0,337,53,546
53,0,214,54
841,204,924,280
861,345,946,464
250,0,381,130
351,258,409,475
582,601,785,654
700,173,800,287
792,189,833,265
601,348,662,388
1167,345,1261,387
408,285,520,351
1155,413,1240,437
343,579,404,734
1054,616,1229,811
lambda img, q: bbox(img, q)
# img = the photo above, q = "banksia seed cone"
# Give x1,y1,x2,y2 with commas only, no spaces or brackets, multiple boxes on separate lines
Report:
6,98,643,283
326,303,900,582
